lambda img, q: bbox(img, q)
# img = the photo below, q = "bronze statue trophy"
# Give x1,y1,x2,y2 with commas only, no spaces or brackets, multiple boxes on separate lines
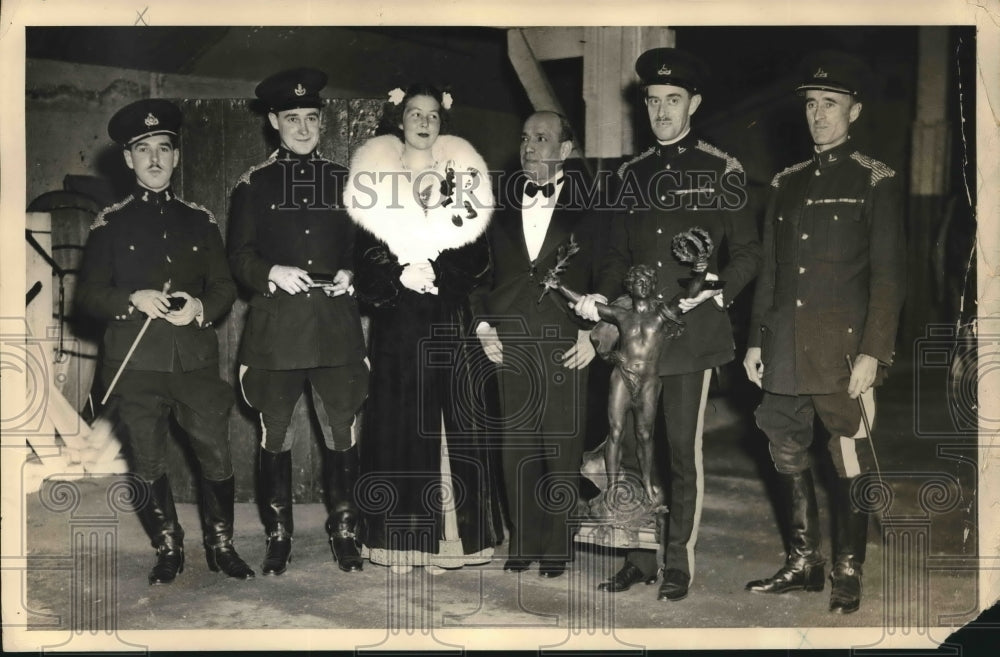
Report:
541,228,722,547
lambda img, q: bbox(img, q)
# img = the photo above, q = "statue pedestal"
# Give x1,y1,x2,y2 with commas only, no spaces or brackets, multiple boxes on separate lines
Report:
573,476,666,551
575,518,661,550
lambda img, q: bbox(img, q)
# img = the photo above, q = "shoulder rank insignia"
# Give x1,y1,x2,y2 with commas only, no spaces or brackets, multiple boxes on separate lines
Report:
616,146,656,180
850,152,896,186
237,150,280,186
695,140,744,175
90,196,134,230
770,159,812,188
177,197,218,224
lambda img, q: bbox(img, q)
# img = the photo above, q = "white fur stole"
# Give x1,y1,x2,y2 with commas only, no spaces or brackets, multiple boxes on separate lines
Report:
344,134,494,264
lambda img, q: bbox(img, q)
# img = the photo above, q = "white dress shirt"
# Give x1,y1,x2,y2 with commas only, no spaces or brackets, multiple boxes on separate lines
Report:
521,176,564,262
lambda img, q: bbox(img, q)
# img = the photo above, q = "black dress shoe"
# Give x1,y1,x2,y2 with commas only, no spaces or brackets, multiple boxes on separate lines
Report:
597,563,657,592
745,555,825,594
503,558,532,572
539,561,566,578
657,568,690,601
829,562,862,614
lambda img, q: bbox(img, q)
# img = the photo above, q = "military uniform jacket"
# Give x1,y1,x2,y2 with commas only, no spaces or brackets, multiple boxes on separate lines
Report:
597,132,761,375
228,148,366,370
748,140,906,395
77,186,236,373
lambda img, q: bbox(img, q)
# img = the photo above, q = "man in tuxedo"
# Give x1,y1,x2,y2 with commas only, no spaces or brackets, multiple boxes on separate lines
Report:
473,111,604,578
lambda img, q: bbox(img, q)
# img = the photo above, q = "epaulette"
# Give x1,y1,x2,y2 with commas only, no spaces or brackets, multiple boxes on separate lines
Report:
850,152,896,186
695,140,744,174
770,160,812,188
237,150,279,186
311,152,347,170
177,197,218,224
90,196,134,230
616,146,656,180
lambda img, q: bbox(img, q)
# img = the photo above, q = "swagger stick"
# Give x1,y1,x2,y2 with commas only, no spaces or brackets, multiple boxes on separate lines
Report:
101,280,170,405
844,354,887,504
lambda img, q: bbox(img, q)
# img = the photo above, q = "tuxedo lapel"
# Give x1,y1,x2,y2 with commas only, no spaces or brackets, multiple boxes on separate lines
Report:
501,206,531,264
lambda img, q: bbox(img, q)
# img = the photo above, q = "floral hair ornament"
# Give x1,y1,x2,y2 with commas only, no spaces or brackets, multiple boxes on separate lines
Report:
441,92,454,110
387,88,405,106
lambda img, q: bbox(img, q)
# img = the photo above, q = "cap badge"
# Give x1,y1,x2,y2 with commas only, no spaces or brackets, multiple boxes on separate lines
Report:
657,64,672,76
814,67,829,79
294,83,306,97
144,113,160,127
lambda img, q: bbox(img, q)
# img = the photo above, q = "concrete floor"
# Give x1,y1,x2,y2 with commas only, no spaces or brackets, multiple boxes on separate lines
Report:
12,359,987,652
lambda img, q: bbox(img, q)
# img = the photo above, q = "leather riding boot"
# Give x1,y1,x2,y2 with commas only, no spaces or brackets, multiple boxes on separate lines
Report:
829,477,868,614
746,470,826,593
200,476,255,580
322,444,363,572
259,448,293,575
135,474,185,585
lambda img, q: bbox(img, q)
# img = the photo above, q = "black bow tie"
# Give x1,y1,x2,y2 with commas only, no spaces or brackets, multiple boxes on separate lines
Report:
525,180,556,198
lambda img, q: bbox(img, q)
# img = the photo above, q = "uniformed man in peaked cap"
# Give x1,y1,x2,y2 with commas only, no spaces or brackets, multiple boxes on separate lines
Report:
78,99,254,585
228,68,368,576
743,51,905,614
574,47,761,601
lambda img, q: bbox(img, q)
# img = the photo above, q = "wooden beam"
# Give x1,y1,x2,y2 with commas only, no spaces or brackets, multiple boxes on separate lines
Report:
506,28,586,164
583,27,675,159
521,27,585,62
507,28,564,114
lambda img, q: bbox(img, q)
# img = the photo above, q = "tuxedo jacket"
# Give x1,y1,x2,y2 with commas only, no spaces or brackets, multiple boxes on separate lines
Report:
471,168,607,338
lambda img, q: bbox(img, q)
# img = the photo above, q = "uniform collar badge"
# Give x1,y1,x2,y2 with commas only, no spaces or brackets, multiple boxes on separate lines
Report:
294,83,306,96
814,67,828,79
658,64,672,76
144,113,160,127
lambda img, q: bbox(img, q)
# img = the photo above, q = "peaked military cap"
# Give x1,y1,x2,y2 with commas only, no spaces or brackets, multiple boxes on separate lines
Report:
635,47,708,94
108,99,182,146
796,50,873,98
255,67,327,112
